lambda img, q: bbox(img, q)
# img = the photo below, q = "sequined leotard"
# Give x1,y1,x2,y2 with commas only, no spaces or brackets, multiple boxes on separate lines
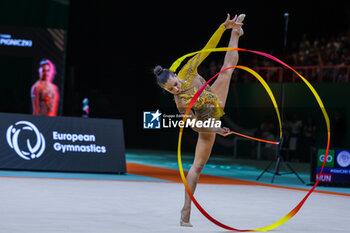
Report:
31,80,59,116
175,24,226,120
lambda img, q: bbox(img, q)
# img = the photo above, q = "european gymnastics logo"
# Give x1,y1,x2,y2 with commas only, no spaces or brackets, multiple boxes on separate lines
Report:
6,121,45,160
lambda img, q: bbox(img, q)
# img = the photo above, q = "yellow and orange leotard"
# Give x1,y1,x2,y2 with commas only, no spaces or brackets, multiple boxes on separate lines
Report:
175,24,226,120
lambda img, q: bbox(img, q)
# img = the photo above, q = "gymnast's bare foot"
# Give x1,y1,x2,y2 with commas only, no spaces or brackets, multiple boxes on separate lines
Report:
180,207,193,227
234,14,245,36
223,13,245,36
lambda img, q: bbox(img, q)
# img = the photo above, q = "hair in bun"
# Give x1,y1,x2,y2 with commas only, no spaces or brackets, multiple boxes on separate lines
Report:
153,65,175,87
153,65,163,76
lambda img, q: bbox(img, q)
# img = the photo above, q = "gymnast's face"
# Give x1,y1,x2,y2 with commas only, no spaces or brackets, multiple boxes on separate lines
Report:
163,75,182,94
39,64,51,81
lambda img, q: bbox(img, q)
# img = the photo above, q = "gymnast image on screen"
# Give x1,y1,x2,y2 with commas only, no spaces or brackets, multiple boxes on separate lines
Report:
31,59,60,116
153,13,245,227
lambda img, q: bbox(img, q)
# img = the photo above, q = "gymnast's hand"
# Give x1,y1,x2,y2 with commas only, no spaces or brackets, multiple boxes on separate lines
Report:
217,127,232,137
223,14,243,29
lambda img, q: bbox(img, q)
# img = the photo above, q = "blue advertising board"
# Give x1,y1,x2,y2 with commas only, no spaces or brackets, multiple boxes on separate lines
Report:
316,149,350,185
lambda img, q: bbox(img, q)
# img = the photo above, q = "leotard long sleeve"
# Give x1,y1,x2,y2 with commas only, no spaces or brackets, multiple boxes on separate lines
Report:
176,24,226,120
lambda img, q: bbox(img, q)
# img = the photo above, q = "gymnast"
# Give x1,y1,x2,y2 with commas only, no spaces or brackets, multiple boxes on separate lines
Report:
153,13,245,227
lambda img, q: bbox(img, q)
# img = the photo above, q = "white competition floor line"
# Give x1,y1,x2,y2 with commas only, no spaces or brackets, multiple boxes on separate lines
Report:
0,177,349,233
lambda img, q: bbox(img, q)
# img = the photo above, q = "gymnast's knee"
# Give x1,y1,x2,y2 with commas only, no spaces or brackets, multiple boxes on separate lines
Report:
199,132,216,143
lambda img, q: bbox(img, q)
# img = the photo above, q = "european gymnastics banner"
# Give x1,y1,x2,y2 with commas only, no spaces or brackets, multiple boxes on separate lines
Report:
0,112,126,173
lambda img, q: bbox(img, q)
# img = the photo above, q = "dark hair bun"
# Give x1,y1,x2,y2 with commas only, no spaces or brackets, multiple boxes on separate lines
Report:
153,65,163,76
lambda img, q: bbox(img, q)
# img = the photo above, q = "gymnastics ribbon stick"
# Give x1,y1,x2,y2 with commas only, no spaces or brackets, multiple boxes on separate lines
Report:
227,130,279,145
174,47,330,231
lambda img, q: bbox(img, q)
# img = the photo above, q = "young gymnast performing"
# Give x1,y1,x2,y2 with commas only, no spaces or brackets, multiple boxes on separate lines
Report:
153,12,245,227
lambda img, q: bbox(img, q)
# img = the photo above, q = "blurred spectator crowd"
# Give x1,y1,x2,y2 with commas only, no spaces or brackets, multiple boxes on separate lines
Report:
255,110,347,162
199,29,350,82
290,30,350,67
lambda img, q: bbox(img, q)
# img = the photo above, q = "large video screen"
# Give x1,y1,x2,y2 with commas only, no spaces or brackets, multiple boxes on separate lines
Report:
0,26,66,116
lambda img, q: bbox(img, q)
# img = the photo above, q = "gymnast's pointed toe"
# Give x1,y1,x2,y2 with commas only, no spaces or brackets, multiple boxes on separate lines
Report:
180,220,193,227
236,14,246,23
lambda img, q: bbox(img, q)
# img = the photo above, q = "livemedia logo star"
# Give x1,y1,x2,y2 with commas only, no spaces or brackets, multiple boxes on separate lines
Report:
143,110,162,129
6,121,46,160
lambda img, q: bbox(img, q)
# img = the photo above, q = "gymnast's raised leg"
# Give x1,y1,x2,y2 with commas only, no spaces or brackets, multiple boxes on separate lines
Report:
211,14,244,109
180,14,245,226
